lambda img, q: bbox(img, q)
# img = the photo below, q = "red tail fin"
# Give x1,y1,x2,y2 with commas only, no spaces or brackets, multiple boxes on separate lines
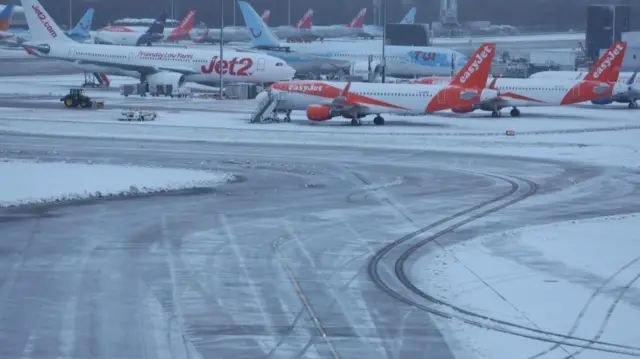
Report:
348,8,367,28
583,41,627,83
296,9,313,29
261,10,270,25
168,10,196,40
449,43,496,89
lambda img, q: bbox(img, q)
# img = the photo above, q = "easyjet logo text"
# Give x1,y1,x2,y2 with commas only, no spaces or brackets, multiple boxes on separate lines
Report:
32,5,57,38
592,43,625,79
201,56,253,76
459,45,493,84
288,84,324,92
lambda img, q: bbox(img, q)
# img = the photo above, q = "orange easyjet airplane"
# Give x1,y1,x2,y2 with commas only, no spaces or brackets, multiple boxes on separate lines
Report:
411,41,628,117
268,43,499,125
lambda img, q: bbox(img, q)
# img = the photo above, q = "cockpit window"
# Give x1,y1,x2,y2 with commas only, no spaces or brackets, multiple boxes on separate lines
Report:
276,62,284,67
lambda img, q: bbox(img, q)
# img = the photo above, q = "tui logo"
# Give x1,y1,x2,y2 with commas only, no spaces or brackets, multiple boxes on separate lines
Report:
249,26,262,38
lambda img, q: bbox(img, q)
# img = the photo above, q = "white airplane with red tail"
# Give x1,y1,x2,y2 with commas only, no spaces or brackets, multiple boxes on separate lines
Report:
264,43,499,125
412,41,629,117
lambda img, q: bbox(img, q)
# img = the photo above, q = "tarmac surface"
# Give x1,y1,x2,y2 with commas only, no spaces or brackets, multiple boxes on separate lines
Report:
1,131,640,358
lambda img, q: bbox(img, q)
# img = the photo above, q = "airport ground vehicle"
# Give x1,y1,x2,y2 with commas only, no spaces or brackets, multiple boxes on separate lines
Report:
61,88,94,108
118,109,157,121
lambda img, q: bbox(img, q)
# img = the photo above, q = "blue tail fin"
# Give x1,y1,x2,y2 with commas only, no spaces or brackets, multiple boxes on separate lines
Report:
67,8,94,37
146,11,167,35
400,7,416,24
0,4,15,31
238,1,281,48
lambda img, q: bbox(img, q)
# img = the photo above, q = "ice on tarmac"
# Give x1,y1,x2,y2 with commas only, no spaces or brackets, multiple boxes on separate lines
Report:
0,159,232,207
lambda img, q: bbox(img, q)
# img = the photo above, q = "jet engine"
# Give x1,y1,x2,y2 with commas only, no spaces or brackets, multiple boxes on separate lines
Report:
591,98,615,105
306,104,333,121
145,72,186,92
451,107,475,113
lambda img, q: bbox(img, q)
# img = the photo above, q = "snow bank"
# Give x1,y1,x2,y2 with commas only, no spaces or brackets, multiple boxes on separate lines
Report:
0,160,233,207
416,214,640,359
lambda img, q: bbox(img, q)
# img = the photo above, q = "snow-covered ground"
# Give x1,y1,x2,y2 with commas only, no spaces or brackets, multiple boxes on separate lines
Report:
417,214,640,359
1,73,640,358
0,159,232,207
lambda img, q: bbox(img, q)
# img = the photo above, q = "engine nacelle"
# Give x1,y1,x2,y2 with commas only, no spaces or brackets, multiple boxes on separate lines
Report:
479,89,500,102
452,107,475,113
591,98,614,105
306,104,333,121
145,71,186,91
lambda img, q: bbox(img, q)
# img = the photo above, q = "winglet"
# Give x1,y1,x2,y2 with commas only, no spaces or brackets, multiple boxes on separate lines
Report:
449,43,496,89
583,41,627,83
626,70,637,85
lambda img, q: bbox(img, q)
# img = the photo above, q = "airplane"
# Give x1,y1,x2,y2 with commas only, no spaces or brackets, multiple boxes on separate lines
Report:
528,69,639,109
192,9,270,44
262,43,499,125
64,8,94,42
95,11,167,46
20,0,295,90
100,10,196,41
412,42,630,116
240,5,468,79
237,1,351,77
309,8,367,41
272,9,313,42
359,7,416,39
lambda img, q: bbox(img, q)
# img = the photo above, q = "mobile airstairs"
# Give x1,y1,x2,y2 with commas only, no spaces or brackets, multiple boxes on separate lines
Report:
249,89,291,123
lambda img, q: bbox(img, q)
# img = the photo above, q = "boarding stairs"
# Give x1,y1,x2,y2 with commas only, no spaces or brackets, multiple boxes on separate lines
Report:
82,72,110,88
250,90,282,123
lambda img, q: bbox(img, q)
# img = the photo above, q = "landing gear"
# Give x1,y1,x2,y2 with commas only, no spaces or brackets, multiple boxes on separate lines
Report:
284,110,292,122
510,107,521,117
373,115,385,125
628,101,638,109
350,118,362,126
491,110,502,118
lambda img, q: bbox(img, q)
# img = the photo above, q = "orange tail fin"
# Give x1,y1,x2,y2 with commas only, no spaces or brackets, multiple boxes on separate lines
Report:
449,43,496,89
583,41,627,83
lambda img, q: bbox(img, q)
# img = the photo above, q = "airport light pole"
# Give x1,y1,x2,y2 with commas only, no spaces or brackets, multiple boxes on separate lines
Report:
381,0,387,83
68,0,72,30
288,0,291,25
219,0,224,100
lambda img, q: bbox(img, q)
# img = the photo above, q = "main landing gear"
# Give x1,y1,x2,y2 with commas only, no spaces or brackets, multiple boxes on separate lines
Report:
628,101,638,109
284,110,292,122
350,118,362,126
373,115,385,125
491,107,521,118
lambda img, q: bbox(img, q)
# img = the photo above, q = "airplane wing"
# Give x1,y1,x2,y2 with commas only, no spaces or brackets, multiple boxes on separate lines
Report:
73,59,198,75
327,81,369,113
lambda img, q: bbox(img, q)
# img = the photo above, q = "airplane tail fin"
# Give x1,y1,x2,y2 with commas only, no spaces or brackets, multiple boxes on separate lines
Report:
583,41,627,83
296,9,313,29
20,0,74,42
67,8,93,37
400,7,416,24
145,11,167,35
167,9,195,41
626,70,638,85
261,10,271,25
449,43,496,89
238,1,281,47
0,5,15,31
348,8,367,28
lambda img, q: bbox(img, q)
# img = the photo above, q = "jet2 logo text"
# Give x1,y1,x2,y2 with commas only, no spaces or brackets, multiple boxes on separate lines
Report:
32,6,57,38
201,57,253,76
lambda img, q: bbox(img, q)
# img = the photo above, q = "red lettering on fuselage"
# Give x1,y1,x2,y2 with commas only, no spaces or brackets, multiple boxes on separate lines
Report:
414,51,436,61
201,57,253,76
32,5,57,38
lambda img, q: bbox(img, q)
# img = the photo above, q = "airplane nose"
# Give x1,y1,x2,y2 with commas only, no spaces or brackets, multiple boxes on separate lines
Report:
283,64,296,80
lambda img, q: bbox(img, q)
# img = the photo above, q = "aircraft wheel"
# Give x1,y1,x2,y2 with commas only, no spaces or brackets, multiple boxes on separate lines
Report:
491,110,501,118
373,115,385,125
510,108,521,117
350,118,361,126
628,101,638,109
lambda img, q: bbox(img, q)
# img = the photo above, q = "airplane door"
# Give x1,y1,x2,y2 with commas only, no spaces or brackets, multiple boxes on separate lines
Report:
128,52,134,63
257,58,265,71
68,48,75,57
